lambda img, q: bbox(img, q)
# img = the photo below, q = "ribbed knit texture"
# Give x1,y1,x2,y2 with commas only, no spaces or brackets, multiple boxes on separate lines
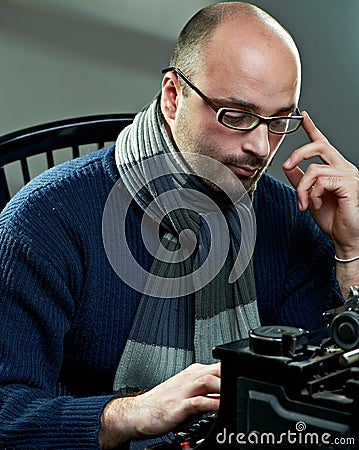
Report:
0,145,343,449
112,97,260,396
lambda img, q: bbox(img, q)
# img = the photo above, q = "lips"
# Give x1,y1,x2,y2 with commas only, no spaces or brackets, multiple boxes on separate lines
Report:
227,164,259,178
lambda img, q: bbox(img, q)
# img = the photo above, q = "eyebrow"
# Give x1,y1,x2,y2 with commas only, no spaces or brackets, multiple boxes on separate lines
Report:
209,96,297,116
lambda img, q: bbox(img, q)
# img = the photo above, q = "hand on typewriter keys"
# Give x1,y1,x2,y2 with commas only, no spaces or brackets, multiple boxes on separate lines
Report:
99,363,221,448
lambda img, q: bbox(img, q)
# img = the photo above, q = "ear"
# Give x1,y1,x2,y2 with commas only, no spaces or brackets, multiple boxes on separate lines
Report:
161,71,181,127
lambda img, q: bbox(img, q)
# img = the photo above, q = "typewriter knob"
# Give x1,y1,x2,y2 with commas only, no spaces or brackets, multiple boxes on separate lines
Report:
330,310,359,350
249,325,309,356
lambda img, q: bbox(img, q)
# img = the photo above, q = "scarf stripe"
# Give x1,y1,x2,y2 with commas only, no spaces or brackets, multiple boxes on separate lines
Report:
113,342,193,393
113,95,260,395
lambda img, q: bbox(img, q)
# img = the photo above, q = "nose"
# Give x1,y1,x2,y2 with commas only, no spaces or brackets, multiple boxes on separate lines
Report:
242,123,270,159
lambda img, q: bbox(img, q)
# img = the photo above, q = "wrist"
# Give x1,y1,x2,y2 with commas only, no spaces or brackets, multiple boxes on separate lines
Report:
335,255,359,299
335,254,359,263
334,242,359,262
99,397,139,449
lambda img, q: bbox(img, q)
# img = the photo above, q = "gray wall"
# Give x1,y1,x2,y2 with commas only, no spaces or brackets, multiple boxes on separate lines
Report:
247,0,359,183
1,0,357,185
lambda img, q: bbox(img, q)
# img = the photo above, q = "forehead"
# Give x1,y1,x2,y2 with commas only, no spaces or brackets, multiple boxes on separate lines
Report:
197,22,301,113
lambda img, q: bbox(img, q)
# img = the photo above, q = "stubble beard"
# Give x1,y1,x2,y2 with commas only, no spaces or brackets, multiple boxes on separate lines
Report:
173,113,271,194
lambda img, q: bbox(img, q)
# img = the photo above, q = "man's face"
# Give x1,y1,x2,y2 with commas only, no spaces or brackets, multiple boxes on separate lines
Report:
168,23,301,192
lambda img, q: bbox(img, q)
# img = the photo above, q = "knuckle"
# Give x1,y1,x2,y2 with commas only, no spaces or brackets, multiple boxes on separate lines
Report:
305,163,321,175
191,362,206,369
188,395,205,411
186,362,205,373
194,373,214,390
187,394,220,414
312,177,326,189
349,177,359,190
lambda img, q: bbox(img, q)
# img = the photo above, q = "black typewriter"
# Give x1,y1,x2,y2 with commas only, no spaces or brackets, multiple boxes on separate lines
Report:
145,287,359,449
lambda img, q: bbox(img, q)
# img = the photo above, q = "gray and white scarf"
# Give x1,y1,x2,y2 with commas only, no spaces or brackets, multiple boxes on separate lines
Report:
111,95,260,394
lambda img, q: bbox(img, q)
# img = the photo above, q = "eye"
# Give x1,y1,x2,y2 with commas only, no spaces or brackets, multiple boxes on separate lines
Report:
221,110,256,129
269,117,302,133
270,118,290,132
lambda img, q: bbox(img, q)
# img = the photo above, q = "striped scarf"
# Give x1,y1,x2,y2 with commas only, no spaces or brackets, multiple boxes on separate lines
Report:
112,95,260,394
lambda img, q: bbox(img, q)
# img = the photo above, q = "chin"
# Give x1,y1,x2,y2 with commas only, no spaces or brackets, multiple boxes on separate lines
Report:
242,169,266,193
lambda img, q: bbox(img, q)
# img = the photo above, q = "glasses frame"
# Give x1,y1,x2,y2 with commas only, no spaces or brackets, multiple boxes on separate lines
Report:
162,66,303,135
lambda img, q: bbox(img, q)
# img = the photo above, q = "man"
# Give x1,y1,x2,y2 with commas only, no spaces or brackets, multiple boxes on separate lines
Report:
0,2,358,449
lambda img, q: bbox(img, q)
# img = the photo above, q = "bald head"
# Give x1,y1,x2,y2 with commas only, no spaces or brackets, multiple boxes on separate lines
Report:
161,2,302,194
169,1,301,84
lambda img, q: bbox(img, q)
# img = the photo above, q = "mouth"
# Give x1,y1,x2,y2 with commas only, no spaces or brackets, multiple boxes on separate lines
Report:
227,164,260,178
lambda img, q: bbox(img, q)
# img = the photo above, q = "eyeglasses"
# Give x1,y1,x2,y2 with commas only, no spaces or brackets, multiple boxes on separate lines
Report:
162,67,303,135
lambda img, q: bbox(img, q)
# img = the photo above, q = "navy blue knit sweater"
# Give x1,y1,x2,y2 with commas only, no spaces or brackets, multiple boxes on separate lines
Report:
0,145,342,449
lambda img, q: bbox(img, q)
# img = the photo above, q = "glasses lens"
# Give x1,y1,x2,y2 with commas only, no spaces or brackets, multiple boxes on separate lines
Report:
269,118,301,134
219,109,302,134
220,110,258,130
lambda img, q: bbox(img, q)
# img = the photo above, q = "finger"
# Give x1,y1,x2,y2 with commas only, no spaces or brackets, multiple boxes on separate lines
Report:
296,165,357,210
283,165,325,212
282,111,327,171
282,165,304,189
308,182,325,210
307,178,340,211
186,393,220,415
186,361,221,374
174,363,221,399
189,371,221,397
185,362,221,380
298,165,356,189
283,112,347,170
282,141,346,171
283,165,306,210
301,111,328,143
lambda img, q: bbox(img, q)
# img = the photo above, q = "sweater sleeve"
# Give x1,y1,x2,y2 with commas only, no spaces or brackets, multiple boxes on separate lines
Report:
0,230,118,449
